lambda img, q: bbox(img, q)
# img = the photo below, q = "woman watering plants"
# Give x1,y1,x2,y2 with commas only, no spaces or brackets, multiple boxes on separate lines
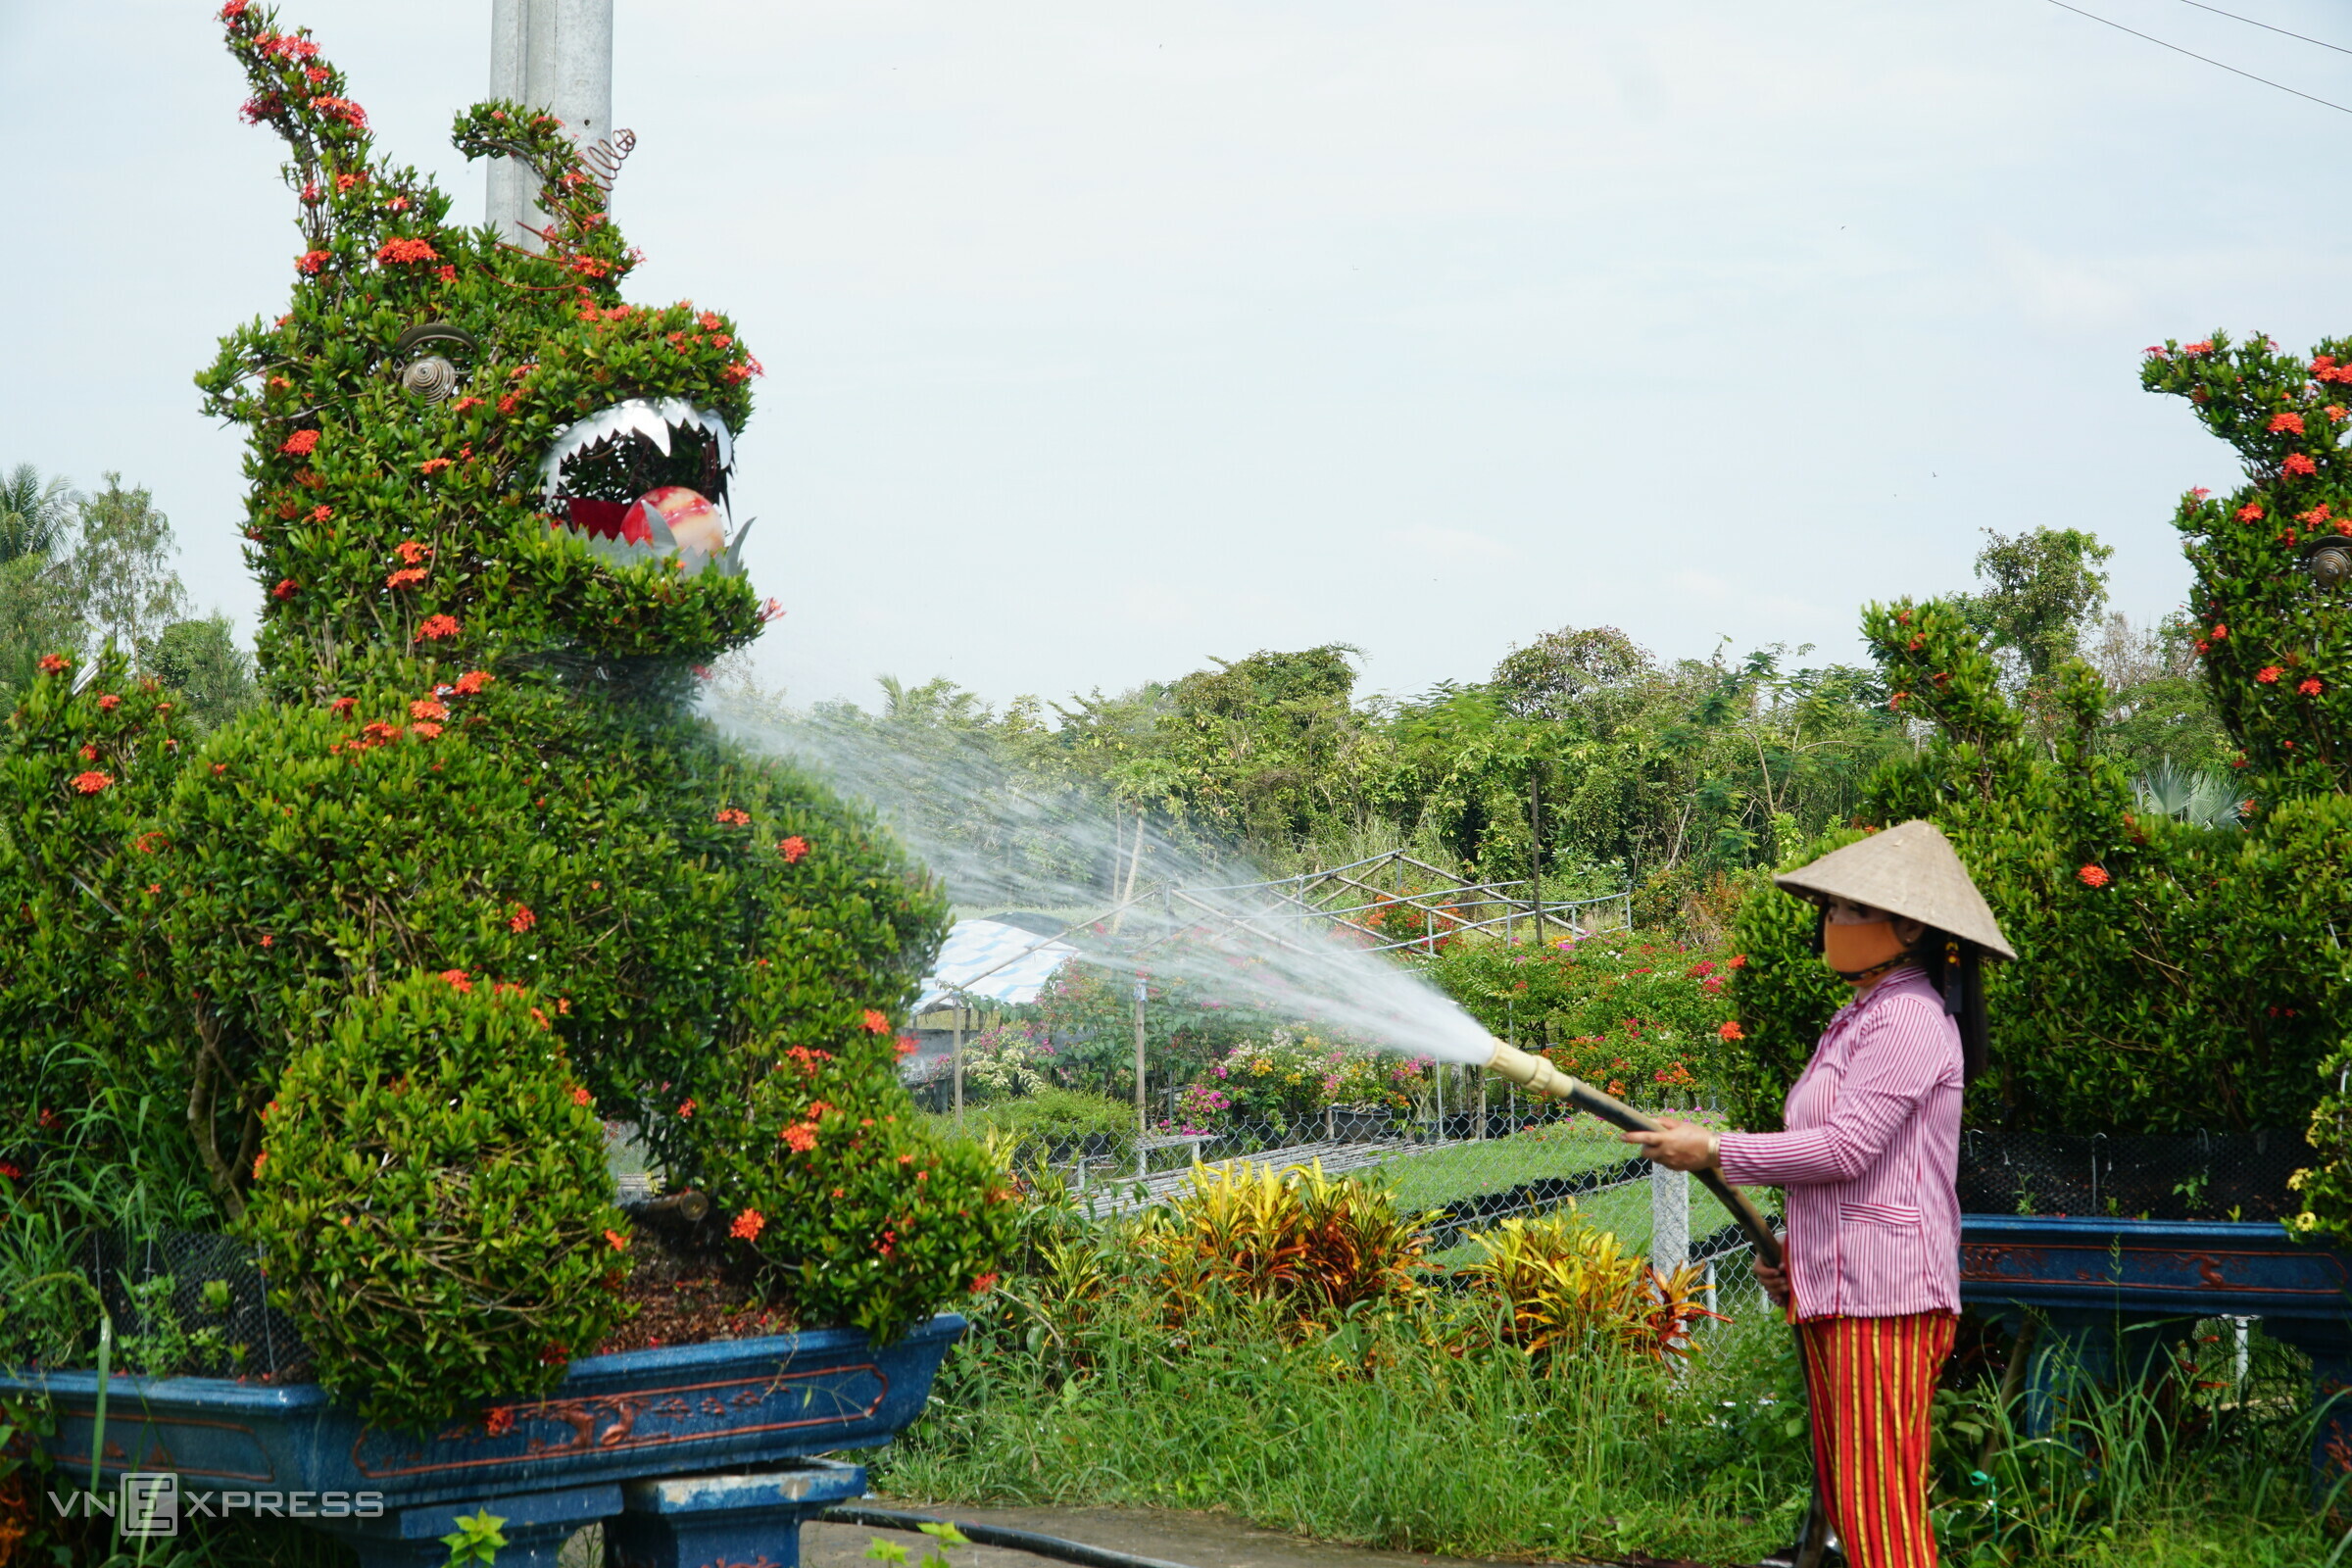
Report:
1626,820,2010,1568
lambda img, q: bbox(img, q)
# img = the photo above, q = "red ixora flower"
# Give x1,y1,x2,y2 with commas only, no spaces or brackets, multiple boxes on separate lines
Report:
416,613,461,641
279,429,319,457
409,721,443,739
454,669,493,695
571,1085,592,1107
730,1208,767,1243
779,835,809,863
510,904,536,933
441,969,472,993
70,770,112,795
2271,411,2307,435
417,458,453,476
2258,665,2283,684
2238,502,2265,521
782,1122,817,1152
1717,1020,1744,1042
715,808,751,826
2078,864,2112,889
396,540,433,564
2301,677,2326,696
410,698,448,721
385,567,427,589
36,654,69,674
328,696,357,716
295,249,332,274
2211,624,2229,641
861,1008,891,1034
970,1272,1002,1296
309,94,368,128
677,1098,698,1119
2284,453,2320,477
98,693,121,710
271,578,300,601
375,236,438,265
603,1228,629,1252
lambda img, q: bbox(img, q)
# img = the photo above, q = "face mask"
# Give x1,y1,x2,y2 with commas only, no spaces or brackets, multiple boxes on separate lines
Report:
1822,918,1907,980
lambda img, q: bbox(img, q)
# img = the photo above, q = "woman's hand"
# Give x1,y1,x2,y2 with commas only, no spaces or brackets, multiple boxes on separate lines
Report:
1754,1259,1790,1308
1621,1114,1720,1173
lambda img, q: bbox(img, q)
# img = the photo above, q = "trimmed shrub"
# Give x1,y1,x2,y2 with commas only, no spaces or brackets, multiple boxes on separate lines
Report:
248,972,627,1432
931,1088,1139,1170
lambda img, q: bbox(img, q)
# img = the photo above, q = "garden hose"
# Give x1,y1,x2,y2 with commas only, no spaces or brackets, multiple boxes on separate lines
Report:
821,1504,1201,1568
1481,1040,1831,1568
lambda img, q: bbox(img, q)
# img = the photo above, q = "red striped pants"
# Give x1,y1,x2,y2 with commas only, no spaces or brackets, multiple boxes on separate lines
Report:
1796,1311,1956,1568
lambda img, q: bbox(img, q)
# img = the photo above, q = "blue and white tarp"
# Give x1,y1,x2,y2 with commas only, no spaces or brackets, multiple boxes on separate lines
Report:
915,918,1082,1011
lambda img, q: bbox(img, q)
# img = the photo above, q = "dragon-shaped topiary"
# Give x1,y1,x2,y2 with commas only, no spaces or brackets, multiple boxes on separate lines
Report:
0,3,1011,1431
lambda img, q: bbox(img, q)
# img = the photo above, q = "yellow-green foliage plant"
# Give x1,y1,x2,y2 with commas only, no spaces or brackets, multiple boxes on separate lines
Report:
1725,331,2352,1242
1139,1160,1433,1326
1453,1210,1717,1364
0,4,1010,1429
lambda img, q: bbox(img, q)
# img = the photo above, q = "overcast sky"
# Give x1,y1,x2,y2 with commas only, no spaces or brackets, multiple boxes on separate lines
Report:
6,1,2348,710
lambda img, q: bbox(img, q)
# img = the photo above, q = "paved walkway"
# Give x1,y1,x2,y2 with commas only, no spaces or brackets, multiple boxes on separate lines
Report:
801,1502,1565,1568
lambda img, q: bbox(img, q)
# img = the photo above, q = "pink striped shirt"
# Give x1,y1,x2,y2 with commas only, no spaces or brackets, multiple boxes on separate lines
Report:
1717,965,1962,1320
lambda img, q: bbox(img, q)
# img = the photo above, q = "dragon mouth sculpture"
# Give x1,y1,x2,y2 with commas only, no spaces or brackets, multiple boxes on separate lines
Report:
539,396,750,575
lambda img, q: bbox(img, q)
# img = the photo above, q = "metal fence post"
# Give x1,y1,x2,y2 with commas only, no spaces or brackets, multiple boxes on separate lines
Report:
1650,1160,1689,1274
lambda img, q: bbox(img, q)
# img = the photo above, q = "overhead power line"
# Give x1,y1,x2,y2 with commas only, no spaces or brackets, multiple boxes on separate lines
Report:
2042,0,2352,115
2174,0,2352,59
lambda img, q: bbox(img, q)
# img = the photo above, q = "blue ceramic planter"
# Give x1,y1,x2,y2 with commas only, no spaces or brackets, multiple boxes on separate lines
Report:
1959,1215,2352,1480
0,1314,963,1566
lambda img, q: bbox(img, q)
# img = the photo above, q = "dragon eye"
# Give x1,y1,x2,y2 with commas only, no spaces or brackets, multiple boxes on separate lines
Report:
390,322,479,405
402,357,461,402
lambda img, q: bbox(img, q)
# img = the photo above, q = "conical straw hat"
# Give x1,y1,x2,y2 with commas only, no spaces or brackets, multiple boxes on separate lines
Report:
1774,819,2016,961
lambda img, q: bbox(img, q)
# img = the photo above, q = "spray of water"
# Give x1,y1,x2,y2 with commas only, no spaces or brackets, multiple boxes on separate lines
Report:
710,695,1509,1065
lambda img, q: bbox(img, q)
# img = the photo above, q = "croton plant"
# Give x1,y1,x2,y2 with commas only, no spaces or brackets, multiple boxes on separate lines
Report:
0,3,1009,1430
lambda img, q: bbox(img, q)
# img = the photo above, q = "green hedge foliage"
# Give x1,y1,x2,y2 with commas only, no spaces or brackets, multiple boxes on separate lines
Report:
0,2,1004,1425
249,973,627,1432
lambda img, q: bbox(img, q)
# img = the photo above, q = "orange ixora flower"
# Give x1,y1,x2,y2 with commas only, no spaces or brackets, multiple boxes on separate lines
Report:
729,1208,766,1243
453,669,493,695
571,1086,592,1107
440,968,473,993
603,1228,629,1252
2078,864,2112,889
861,1009,890,1034
2270,411,2307,435
70,770,112,795
328,696,358,716
2257,665,2283,684
779,835,809,863
416,614,461,641
782,1122,818,1152
970,1272,1001,1296
279,428,319,457
271,578,300,600
2285,453,2320,477
37,654,69,673
715,808,751,826
509,904,536,934
2301,677,2326,696
386,567,427,589
395,540,433,564
1717,1020,1744,1042
409,721,443,739
677,1098,698,1118
410,698,449,721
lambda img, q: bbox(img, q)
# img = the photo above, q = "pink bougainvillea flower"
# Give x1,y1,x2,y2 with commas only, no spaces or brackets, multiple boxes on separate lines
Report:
2271,411,2307,435
416,613,461,641
2284,453,2320,477
509,904,536,934
2258,665,2283,684
441,969,472,993
2078,864,2111,889
729,1208,766,1242
861,1008,890,1034
779,835,809,863
2301,677,2325,696
279,428,319,457
70,771,112,795
1717,1020,1744,1042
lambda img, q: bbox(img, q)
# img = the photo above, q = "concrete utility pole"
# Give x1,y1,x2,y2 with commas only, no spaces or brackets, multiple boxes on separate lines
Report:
486,0,613,250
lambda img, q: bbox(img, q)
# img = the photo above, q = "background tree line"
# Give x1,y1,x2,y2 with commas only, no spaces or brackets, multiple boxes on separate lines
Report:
2,464,256,729
749,525,2229,934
